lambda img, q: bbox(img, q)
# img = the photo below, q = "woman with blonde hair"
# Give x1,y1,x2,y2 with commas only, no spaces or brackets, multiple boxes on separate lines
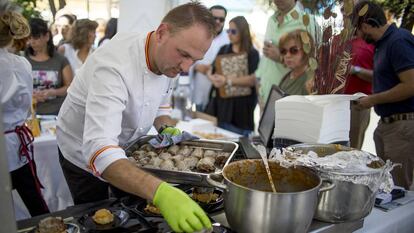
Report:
58,19,98,74
278,29,315,95
0,11,49,216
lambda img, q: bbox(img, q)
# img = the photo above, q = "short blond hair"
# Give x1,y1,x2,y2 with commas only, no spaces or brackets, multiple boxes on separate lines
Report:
161,2,216,38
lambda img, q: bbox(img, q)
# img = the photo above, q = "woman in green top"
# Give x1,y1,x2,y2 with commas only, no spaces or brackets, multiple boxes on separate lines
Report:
278,29,315,95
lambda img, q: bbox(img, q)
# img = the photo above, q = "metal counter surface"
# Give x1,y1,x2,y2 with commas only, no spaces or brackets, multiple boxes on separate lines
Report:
211,212,364,233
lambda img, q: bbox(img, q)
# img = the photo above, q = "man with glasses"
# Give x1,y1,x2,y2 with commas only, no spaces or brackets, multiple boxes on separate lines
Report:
353,1,414,190
189,5,229,112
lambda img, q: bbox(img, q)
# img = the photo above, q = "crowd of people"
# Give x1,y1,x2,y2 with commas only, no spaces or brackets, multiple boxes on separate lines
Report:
1,0,413,232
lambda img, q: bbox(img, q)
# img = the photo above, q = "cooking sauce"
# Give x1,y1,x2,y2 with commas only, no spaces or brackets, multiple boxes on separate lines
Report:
224,160,319,193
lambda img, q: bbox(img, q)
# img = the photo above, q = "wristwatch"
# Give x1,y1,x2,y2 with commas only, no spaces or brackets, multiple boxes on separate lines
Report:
352,66,362,75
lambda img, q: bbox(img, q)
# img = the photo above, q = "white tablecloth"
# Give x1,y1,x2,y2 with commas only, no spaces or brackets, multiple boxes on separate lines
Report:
212,191,414,233
355,191,414,233
13,134,73,220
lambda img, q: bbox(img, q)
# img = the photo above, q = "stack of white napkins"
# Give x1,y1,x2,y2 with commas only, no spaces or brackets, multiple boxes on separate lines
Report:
273,94,365,144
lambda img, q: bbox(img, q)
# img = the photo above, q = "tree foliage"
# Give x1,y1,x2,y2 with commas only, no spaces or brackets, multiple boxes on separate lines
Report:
12,0,40,19
376,0,414,31
258,0,413,31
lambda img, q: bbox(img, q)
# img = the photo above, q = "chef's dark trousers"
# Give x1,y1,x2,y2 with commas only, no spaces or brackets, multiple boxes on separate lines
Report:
58,148,128,205
11,163,50,216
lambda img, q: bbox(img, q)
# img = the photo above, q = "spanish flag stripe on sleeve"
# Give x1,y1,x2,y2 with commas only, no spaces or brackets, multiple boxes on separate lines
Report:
89,145,121,173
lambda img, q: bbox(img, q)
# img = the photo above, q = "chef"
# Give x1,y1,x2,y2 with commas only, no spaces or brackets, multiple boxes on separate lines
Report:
56,2,215,232
1,10,50,217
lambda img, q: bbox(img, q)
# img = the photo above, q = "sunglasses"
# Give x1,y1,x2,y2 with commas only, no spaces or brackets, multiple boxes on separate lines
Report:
213,16,225,23
226,29,238,35
280,46,301,56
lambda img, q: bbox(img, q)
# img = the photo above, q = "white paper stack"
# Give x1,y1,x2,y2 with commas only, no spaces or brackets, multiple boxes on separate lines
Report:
273,94,365,144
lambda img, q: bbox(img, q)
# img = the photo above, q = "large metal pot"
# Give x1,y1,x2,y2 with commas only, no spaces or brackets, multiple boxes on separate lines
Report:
207,159,334,233
287,143,386,223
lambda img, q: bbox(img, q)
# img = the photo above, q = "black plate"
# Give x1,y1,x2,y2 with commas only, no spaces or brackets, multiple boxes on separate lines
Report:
134,201,163,217
185,187,224,213
77,208,129,231
28,223,79,233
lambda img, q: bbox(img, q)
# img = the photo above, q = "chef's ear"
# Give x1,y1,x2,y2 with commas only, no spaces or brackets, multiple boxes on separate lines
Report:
155,23,170,42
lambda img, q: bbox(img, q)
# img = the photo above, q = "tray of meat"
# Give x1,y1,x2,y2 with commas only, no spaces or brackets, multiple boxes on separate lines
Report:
123,136,238,187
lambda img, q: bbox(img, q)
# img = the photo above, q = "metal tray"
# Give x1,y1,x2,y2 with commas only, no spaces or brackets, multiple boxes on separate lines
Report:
123,136,239,187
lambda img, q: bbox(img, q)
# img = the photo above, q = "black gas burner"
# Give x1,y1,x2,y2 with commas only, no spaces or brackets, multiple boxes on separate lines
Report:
77,209,233,233
76,185,231,233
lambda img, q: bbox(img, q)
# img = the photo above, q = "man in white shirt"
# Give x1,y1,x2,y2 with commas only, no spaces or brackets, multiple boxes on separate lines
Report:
57,3,215,232
189,5,230,111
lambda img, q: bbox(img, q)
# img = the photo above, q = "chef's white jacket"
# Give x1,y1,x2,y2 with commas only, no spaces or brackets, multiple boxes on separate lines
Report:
57,32,175,177
0,48,33,171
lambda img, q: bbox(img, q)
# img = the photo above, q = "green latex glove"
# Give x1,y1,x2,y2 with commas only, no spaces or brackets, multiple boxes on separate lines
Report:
153,182,212,232
160,126,181,136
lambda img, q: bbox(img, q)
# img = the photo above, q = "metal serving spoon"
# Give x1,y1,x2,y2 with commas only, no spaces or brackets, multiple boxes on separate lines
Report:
256,144,277,193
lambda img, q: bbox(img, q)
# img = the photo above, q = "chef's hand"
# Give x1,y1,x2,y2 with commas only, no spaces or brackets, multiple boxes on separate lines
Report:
160,126,181,136
153,182,212,232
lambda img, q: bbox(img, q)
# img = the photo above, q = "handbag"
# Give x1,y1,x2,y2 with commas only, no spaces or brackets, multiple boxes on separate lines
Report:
215,48,251,98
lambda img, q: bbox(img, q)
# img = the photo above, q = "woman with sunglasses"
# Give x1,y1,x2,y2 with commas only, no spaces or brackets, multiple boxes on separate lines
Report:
206,16,259,136
25,18,74,115
278,29,315,95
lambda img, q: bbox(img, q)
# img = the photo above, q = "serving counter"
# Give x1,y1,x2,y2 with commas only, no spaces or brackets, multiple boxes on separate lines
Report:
17,193,414,233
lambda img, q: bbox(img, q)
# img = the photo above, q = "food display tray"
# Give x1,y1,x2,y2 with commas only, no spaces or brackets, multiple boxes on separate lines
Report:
123,136,239,187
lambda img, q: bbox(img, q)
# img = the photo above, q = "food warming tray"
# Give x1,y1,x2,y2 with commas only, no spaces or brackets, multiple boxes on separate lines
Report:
123,136,239,187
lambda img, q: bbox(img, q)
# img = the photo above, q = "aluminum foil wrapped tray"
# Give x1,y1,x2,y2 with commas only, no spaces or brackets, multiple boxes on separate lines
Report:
123,136,238,187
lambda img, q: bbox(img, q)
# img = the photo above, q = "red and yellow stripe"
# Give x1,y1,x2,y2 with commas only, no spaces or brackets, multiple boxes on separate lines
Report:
145,31,154,72
89,145,121,175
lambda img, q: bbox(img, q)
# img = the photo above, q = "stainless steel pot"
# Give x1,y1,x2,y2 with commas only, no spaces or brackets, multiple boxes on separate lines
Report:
287,143,385,223
207,159,334,233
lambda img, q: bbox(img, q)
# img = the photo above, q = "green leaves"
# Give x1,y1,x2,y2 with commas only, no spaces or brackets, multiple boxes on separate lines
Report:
12,0,40,20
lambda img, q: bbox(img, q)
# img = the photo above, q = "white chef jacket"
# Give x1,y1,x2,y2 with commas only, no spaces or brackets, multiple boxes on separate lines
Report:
0,48,33,171
189,30,229,108
57,32,175,177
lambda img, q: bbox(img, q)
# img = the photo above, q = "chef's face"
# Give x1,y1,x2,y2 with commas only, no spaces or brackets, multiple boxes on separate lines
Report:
155,23,213,78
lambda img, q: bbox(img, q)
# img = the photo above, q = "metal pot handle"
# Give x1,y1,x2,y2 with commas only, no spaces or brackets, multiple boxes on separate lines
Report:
206,173,228,191
319,178,335,193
